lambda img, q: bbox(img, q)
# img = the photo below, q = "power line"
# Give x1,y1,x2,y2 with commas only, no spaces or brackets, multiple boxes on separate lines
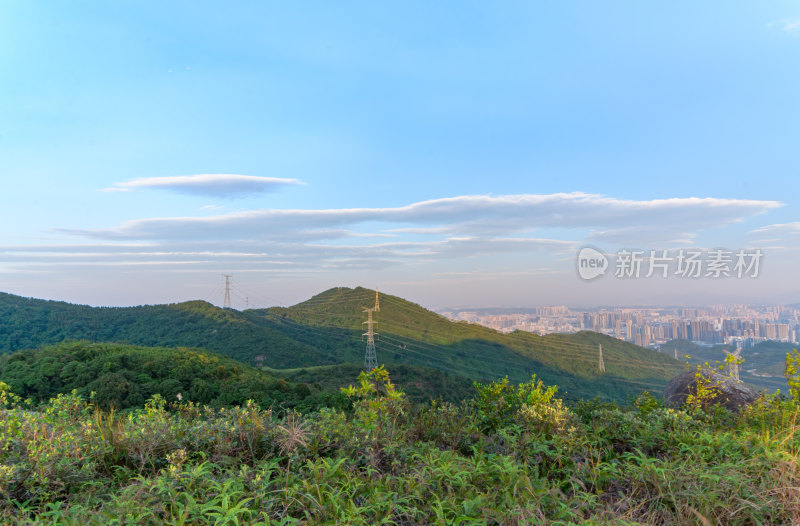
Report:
260,289,680,378
265,311,490,379
266,295,680,375
360,297,662,369
257,318,493,380
378,295,679,365
288,296,664,365
379,295,611,352
229,283,283,309
375,340,495,380
264,302,677,392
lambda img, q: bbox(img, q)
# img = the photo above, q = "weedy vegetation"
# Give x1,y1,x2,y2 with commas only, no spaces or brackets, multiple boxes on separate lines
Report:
2,361,800,524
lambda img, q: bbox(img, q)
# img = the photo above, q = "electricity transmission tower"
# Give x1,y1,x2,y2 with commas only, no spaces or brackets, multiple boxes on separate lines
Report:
363,308,378,371
598,344,605,373
223,274,232,309
362,289,380,371
725,343,743,382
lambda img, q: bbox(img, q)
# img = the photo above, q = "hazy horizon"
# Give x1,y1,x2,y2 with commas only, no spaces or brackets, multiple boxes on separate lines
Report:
3,285,797,315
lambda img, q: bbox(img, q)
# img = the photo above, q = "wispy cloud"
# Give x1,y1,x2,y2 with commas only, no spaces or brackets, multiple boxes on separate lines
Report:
62,193,782,243
587,226,698,246
0,237,574,272
12,192,774,278
750,221,800,237
768,18,800,34
102,174,305,198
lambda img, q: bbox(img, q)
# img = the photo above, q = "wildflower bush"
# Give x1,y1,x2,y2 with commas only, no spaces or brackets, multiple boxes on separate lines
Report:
2,369,800,524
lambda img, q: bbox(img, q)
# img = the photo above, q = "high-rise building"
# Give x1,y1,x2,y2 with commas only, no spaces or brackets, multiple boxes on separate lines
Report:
765,324,777,340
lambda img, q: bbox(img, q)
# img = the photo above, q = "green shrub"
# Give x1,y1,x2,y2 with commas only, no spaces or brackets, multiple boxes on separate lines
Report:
473,375,571,436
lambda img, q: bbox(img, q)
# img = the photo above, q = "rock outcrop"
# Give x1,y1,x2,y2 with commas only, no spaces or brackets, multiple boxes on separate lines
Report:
663,369,758,412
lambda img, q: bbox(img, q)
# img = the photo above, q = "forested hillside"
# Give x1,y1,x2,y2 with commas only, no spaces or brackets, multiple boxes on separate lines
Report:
0,342,335,412
257,287,683,400
0,288,683,402
0,293,317,366
267,363,475,404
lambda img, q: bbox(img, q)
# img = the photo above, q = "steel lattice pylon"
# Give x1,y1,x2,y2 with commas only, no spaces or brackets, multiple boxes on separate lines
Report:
363,290,380,370
363,307,378,370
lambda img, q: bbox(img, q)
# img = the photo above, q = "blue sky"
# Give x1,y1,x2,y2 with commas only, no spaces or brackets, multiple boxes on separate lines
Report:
1,1,799,308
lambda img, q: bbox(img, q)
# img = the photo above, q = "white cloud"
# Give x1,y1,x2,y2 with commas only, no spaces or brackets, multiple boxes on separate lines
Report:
1,191,770,282
750,221,800,234
62,193,782,242
587,226,698,246
0,236,574,273
768,18,800,34
0,192,781,289
749,222,800,243
103,174,304,198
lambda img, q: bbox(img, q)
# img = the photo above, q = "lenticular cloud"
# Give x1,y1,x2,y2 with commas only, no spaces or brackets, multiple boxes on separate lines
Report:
104,174,304,198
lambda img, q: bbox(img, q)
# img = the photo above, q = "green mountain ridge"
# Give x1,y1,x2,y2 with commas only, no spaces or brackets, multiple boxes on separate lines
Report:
261,287,682,399
0,292,317,367
0,287,683,401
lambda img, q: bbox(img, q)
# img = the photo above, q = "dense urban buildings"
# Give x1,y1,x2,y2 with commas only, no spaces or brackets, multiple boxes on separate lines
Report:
439,305,800,349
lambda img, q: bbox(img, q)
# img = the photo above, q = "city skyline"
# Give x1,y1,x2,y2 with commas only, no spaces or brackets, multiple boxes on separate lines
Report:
440,303,800,348
2,2,800,308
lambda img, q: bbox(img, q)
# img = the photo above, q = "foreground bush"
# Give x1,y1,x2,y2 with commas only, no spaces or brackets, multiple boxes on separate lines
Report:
1,371,799,524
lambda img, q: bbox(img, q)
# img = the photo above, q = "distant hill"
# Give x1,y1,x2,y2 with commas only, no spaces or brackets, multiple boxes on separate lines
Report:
263,287,683,400
0,288,684,402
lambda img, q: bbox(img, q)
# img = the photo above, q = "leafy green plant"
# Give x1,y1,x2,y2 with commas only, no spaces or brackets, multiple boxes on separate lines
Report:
684,364,723,414
785,349,800,402
473,374,570,435
633,390,662,415
342,366,408,448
